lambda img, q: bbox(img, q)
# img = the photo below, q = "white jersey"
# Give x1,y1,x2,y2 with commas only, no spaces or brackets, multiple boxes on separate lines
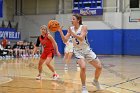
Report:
64,36,73,53
66,36,73,48
70,25,97,62
70,25,90,51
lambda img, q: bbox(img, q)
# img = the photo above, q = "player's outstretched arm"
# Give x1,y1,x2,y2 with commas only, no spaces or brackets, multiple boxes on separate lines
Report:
58,26,71,43
32,45,38,56
69,25,87,42
48,34,61,57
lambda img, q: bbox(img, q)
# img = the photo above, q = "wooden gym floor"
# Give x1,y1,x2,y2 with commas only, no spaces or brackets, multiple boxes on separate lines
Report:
0,55,140,93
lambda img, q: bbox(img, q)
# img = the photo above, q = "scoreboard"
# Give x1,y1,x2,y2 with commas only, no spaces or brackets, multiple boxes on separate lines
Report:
73,0,103,16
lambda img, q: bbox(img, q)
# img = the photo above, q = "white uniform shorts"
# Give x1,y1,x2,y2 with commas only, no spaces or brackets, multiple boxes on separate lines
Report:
74,48,97,62
64,46,73,53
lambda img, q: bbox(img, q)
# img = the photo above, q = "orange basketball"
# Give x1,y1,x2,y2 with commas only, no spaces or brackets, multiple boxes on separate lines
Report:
47,20,60,32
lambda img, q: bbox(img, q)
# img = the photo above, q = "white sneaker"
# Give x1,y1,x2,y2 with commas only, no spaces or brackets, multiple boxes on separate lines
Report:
92,80,101,90
64,64,68,70
76,63,79,67
36,75,41,80
52,74,59,80
82,86,89,93
76,63,80,71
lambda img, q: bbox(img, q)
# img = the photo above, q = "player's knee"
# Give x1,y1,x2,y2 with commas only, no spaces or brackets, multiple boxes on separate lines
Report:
80,67,86,72
38,65,42,69
46,63,50,67
38,62,42,66
96,65,102,70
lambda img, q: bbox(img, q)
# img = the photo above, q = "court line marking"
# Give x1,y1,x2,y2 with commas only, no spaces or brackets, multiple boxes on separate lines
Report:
102,83,140,93
2,58,138,93
107,77,140,88
1,59,116,93
23,59,137,93
0,77,13,85
26,61,117,92
101,62,138,86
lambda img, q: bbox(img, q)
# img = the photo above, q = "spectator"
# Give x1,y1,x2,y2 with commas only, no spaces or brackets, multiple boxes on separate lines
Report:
1,36,8,48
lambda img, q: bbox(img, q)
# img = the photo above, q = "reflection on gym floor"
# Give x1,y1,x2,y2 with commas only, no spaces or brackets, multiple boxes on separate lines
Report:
0,56,140,93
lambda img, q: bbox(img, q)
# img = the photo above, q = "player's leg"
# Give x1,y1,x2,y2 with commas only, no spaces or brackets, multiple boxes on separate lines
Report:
89,59,102,90
36,58,45,80
67,52,73,63
89,59,102,80
83,49,102,90
45,57,54,72
45,52,59,80
64,52,68,70
77,59,86,86
77,59,89,93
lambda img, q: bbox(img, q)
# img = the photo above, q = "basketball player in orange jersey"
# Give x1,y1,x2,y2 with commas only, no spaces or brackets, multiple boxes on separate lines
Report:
58,14,102,93
33,25,61,80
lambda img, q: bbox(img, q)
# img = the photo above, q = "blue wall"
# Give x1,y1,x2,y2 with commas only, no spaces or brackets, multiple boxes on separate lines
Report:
123,29,140,55
55,31,67,54
55,29,140,55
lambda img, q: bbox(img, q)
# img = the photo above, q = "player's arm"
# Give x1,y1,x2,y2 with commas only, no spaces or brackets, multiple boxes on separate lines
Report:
32,37,40,55
58,27,71,43
33,45,38,55
69,25,87,42
48,34,61,56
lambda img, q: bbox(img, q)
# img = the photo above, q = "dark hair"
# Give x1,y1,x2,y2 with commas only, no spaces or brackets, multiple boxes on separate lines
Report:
30,42,33,45
73,14,83,25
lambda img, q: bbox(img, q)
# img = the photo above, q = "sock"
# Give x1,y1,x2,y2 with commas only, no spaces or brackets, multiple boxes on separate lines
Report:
65,64,68,66
82,85,87,90
94,79,98,82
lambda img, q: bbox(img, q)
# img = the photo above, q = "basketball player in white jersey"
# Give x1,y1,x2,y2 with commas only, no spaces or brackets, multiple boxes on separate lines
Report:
64,36,74,70
58,14,102,93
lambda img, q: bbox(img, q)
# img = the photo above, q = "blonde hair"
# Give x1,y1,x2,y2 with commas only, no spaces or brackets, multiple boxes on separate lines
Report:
40,25,50,34
40,25,47,30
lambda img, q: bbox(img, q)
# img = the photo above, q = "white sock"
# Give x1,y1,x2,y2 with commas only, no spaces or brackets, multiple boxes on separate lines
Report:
82,85,86,89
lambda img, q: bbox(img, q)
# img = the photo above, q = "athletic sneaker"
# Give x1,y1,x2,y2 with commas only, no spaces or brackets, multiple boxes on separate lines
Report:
76,63,79,67
82,86,89,93
36,74,41,80
64,64,68,70
76,63,80,71
52,74,59,80
92,79,101,90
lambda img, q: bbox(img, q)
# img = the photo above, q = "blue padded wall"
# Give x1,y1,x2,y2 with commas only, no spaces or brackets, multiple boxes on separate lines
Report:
123,29,140,55
87,30,114,54
55,29,140,55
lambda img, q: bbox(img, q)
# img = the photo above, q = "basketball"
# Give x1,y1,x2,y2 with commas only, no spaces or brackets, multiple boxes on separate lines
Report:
47,20,60,32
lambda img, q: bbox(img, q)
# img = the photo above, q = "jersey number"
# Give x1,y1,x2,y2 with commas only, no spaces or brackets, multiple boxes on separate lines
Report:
75,39,79,45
